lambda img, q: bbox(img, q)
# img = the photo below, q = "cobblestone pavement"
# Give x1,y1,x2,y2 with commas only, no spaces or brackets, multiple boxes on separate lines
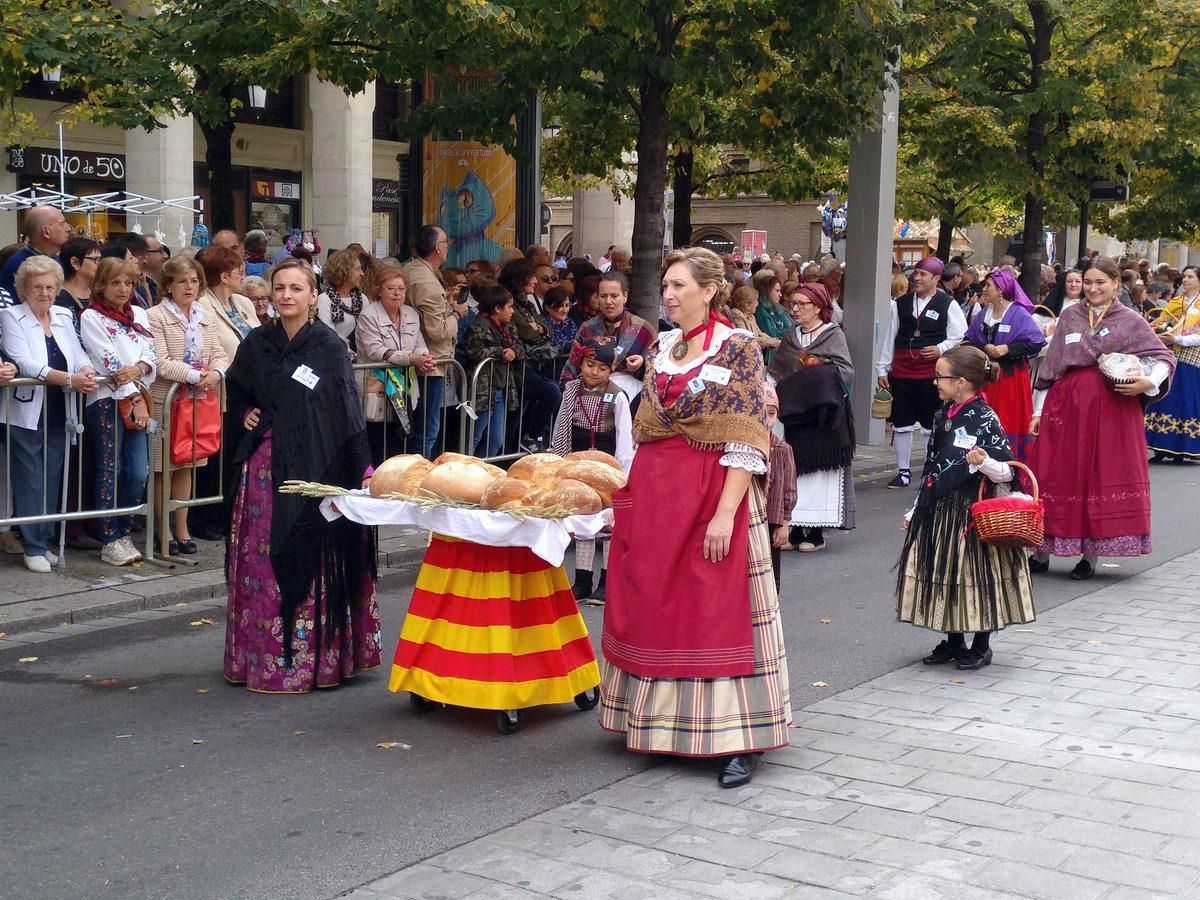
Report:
349,549,1200,900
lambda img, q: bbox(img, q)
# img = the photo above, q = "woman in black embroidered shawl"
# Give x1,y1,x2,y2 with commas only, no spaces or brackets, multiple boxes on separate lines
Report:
895,346,1035,671
222,259,381,693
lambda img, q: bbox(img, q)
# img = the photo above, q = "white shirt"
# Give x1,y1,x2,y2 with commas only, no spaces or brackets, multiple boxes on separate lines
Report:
875,292,968,376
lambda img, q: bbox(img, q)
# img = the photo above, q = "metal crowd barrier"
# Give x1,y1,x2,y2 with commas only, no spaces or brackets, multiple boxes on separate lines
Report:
350,357,469,462
464,357,557,464
156,380,226,563
0,375,158,569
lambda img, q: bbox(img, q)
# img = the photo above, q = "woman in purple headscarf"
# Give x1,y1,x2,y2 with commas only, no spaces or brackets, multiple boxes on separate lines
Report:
964,270,1044,459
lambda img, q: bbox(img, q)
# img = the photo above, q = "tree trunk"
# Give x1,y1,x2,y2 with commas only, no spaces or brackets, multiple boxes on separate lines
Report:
200,117,237,233
671,146,695,250
936,199,956,261
1019,0,1054,300
628,76,671,325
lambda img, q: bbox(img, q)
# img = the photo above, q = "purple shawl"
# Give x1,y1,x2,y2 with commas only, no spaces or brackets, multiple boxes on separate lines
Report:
989,269,1034,311
1035,301,1176,392
965,302,1045,349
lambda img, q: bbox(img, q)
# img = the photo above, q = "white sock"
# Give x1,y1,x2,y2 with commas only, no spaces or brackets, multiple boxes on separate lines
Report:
576,538,595,572
894,430,914,471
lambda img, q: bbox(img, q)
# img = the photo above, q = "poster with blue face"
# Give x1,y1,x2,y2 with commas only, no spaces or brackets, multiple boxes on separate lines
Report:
435,168,507,267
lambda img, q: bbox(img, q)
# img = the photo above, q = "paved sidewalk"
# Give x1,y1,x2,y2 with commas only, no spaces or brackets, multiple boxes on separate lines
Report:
349,549,1200,900
0,441,916,638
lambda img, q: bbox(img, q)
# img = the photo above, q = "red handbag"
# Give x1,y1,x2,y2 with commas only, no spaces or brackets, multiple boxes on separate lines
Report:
171,387,222,466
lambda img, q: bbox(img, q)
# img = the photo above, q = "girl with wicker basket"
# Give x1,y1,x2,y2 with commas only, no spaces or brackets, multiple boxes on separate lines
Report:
896,346,1036,671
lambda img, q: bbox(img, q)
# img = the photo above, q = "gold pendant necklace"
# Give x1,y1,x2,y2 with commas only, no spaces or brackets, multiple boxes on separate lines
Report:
670,338,690,361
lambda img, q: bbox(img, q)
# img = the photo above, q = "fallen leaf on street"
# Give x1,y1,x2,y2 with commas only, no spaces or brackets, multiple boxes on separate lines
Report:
375,741,412,750
819,619,832,625
1088,640,1102,646
97,678,119,687
810,681,828,688
0,632,6,639
293,730,305,736
18,656,37,663
950,679,965,685
189,618,215,627
128,686,139,691
1101,563,1120,568
1014,628,1035,633
115,734,132,738
195,688,210,695
175,602,189,607
192,739,204,745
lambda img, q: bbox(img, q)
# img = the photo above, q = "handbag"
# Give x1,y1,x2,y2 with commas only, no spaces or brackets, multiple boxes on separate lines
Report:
870,387,893,420
170,387,222,465
365,367,413,433
118,383,154,431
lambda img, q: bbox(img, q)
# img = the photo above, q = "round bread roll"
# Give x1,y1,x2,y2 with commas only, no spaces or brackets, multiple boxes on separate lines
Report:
507,452,567,485
521,478,603,516
397,459,436,497
556,459,627,507
477,461,506,478
369,454,433,498
481,477,534,510
418,460,498,504
565,449,623,471
432,451,475,466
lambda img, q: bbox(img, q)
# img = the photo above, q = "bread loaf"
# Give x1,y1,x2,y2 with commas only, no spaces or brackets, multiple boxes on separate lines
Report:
418,460,498,504
432,451,474,466
481,477,534,510
370,454,433,498
520,478,603,515
556,459,627,506
565,449,623,471
507,452,566,485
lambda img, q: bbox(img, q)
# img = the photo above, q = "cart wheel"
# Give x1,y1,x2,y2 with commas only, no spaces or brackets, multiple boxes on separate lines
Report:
497,709,523,734
574,687,600,711
410,693,436,714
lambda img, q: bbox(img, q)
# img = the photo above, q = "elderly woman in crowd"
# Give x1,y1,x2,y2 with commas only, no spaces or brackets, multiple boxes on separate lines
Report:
1028,257,1176,580
355,264,437,464
541,285,578,380
1146,264,1200,462
80,258,157,567
768,282,856,552
728,284,760,335
317,249,368,358
56,236,101,332
224,258,380,693
964,269,1044,459
751,268,788,362
0,258,95,572
147,256,229,556
601,247,790,789
240,275,272,321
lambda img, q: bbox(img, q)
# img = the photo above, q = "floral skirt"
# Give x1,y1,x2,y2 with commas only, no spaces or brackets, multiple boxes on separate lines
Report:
223,433,382,693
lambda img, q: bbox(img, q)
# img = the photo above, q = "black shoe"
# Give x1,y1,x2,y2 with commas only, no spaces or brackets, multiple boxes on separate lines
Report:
956,648,994,670
590,571,606,603
886,470,911,489
922,640,965,665
1028,556,1050,574
717,754,761,788
1150,452,1172,464
179,539,198,555
572,570,593,603
1069,558,1095,581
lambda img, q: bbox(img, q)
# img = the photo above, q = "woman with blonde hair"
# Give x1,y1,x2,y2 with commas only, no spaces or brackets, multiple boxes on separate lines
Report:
751,268,788,362
317,249,367,358
600,247,791,788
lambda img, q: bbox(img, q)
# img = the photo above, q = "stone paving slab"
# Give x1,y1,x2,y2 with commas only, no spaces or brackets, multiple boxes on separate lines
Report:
351,548,1200,900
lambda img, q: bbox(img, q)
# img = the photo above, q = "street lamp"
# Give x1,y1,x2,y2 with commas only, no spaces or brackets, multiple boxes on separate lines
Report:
247,85,268,112
41,66,62,86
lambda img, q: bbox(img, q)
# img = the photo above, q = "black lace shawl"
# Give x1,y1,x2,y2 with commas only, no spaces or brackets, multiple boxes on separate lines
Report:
225,320,376,662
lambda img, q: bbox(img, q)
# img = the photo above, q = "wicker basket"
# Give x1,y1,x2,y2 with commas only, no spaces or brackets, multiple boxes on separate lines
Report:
970,460,1044,549
871,387,893,420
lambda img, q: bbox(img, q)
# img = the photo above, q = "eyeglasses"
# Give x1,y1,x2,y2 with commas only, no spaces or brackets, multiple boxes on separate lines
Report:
791,300,814,308
436,239,449,248
83,255,102,263
538,274,558,283
931,375,960,382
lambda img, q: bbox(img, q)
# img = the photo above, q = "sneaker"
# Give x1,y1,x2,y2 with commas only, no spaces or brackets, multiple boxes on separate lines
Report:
886,470,912,489
101,540,138,567
22,554,51,574
119,536,144,563
0,531,24,555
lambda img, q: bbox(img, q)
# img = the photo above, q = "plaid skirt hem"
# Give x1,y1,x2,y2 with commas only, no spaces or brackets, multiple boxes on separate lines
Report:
598,481,793,757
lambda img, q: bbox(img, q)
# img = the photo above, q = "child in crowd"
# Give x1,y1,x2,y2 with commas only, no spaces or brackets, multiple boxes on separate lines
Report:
895,346,1036,671
461,284,523,457
763,382,796,591
550,338,634,604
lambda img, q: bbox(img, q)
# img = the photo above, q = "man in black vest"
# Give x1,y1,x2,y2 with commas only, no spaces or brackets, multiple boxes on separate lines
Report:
875,256,968,487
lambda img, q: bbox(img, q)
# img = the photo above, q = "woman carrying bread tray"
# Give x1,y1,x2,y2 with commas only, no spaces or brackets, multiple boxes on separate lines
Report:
600,247,791,789
376,450,616,732
550,337,635,605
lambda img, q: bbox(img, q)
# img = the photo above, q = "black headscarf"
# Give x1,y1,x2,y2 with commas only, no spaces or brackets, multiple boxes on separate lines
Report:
225,319,376,663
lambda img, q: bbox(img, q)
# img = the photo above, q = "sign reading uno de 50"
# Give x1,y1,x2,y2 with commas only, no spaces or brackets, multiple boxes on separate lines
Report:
6,146,126,182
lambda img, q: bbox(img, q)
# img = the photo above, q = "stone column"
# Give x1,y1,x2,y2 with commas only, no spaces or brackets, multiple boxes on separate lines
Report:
842,71,900,445
124,115,195,251
570,186,635,261
308,75,374,251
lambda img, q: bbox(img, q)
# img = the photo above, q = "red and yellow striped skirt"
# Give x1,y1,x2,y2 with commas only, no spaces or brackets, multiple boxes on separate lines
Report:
389,534,600,710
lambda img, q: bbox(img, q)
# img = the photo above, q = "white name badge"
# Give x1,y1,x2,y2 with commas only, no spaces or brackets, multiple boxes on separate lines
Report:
291,364,320,390
1064,333,1083,345
613,345,624,356
699,364,732,385
687,376,707,395
953,427,978,450
602,393,615,403
997,324,1012,333
925,309,940,321
1098,327,1111,338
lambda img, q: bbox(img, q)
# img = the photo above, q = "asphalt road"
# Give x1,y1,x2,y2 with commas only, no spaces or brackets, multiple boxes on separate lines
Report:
2,463,1198,900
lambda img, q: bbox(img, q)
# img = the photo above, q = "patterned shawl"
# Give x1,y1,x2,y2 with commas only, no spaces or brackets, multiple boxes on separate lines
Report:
1035,301,1176,392
635,330,770,459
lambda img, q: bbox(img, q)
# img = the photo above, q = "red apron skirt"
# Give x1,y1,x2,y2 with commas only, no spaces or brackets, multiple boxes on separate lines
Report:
987,365,1034,460
603,435,755,678
1027,367,1151,545
389,535,600,709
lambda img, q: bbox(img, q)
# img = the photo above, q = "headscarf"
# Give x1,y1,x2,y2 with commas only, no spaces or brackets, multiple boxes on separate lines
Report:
988,269,1034,311
794,283,834,324
579,337,617,368
915,257,945,277
762,381,779,410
